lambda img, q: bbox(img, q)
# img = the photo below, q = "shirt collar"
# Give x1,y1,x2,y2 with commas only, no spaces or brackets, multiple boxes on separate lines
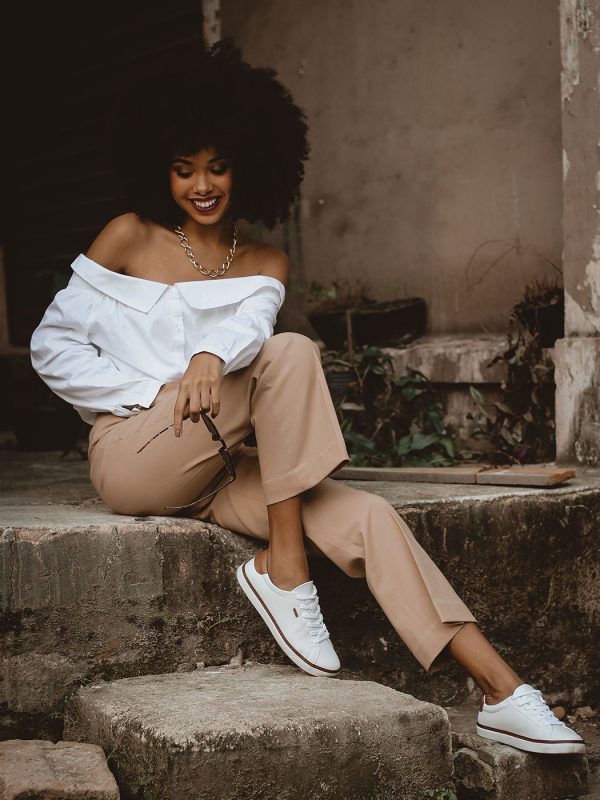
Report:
71,254,169,312
71,253,286,311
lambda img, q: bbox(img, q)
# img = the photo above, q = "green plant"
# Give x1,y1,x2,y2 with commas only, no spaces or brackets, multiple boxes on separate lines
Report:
424,789,458,800
468,320,555,464
323,345,457,467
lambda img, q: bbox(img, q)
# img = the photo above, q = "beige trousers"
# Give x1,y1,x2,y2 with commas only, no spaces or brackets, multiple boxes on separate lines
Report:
88,332,476,671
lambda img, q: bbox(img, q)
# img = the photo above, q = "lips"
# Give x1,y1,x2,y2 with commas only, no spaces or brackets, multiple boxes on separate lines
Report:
190,197,221,213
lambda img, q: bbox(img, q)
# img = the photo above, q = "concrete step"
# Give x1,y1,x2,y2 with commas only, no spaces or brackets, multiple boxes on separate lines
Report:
452,739,588,800
0,739,119,799
454,736,588,800
2,452,600,741
64,663,454,800
447,700,589,799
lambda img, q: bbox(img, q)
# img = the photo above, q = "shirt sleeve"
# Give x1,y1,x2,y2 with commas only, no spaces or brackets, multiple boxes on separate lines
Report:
192,283,285,374
30,279,163,418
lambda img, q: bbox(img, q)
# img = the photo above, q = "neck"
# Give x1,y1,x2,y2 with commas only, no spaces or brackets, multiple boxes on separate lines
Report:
180,215,234,248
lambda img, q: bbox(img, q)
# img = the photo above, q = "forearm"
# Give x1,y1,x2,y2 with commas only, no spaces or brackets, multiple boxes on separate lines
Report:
192,286,282,374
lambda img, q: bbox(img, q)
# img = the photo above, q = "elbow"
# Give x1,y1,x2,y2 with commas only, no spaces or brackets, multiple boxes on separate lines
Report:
29,331,45,374
29,325,56,378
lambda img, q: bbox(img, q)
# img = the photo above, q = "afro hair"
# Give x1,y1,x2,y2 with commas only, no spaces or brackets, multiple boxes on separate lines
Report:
112,38,309,230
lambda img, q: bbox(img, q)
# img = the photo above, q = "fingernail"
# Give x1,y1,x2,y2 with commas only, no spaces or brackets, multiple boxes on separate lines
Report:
175,429,181,438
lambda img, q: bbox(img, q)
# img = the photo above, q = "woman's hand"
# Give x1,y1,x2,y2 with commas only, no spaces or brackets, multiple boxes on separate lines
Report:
173,352,224,437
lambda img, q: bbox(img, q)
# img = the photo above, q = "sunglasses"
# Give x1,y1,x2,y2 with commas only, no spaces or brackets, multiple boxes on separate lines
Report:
136,411,237,513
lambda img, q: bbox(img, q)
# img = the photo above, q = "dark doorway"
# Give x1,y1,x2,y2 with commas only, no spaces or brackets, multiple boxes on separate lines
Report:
0,2,206,449
2,1,205,347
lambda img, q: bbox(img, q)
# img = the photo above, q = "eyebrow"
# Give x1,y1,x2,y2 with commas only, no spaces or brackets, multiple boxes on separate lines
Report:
171,156,228,165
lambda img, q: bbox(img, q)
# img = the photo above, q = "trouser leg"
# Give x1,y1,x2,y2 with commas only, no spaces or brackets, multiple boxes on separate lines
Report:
200,449,476,672
88,332,350,515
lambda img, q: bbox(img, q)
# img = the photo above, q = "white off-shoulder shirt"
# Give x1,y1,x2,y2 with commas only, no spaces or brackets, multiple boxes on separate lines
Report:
30,253,286,425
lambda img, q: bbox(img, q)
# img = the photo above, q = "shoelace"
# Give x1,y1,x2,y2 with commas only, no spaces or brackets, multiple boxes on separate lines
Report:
515,689,567,727
295,586,330,643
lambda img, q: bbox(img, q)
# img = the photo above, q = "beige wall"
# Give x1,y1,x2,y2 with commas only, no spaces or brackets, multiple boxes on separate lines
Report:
222,0,563,333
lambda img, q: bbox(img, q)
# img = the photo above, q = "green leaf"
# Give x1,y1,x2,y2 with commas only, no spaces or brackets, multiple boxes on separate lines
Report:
407,367,429,381
439,437,456,459
428,412,445,434
396,435,413,455
394,374,417,387
395,436,411,455
469,386,484,404
344,431,377,452
401,387,426,401
410,433,440,450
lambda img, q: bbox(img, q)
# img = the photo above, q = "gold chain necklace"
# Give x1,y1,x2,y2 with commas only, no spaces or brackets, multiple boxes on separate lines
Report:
173,223,238,278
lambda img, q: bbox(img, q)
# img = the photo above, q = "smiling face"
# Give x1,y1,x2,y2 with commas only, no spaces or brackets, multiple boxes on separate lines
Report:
169,147,233,226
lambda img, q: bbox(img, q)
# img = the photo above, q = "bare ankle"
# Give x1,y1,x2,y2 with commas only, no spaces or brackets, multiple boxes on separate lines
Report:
254,549,309,589
269,571,311,591
254,549,268,574
483,681,522,705
484,692,507,705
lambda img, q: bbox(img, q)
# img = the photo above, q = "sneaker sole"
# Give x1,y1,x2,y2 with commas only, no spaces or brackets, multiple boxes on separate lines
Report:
476,724,586,754
236,561,340,679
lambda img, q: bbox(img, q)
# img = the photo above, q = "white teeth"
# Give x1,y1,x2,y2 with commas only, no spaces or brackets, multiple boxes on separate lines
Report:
192,198,218,209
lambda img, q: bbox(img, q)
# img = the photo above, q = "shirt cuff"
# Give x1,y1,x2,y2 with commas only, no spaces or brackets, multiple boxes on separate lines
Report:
192,333,230,370
112,379,164,416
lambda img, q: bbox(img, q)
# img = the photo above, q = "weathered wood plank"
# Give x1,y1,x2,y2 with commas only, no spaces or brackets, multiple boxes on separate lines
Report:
476,466,576,487
334,465,576,487
334,466,484,484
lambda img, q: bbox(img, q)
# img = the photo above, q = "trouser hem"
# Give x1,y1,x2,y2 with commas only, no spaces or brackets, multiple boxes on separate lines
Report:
261,440,350,505
414,617,476,672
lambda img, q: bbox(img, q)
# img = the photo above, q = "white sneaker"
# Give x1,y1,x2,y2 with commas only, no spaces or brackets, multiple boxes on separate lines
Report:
236,556,341,678
477,684,586,754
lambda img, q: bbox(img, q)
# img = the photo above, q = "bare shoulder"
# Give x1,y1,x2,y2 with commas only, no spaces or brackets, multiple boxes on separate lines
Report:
242,239,289,286
86,213,149,272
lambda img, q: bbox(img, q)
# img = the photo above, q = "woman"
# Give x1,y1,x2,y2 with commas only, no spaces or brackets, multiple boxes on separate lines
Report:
30,40,583,756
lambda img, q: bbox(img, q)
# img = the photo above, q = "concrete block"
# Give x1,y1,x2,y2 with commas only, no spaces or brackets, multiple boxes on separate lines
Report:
64,664,454,800
453,732,589,799
385,335,508,384
0,739,119,799
384,335,508,450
